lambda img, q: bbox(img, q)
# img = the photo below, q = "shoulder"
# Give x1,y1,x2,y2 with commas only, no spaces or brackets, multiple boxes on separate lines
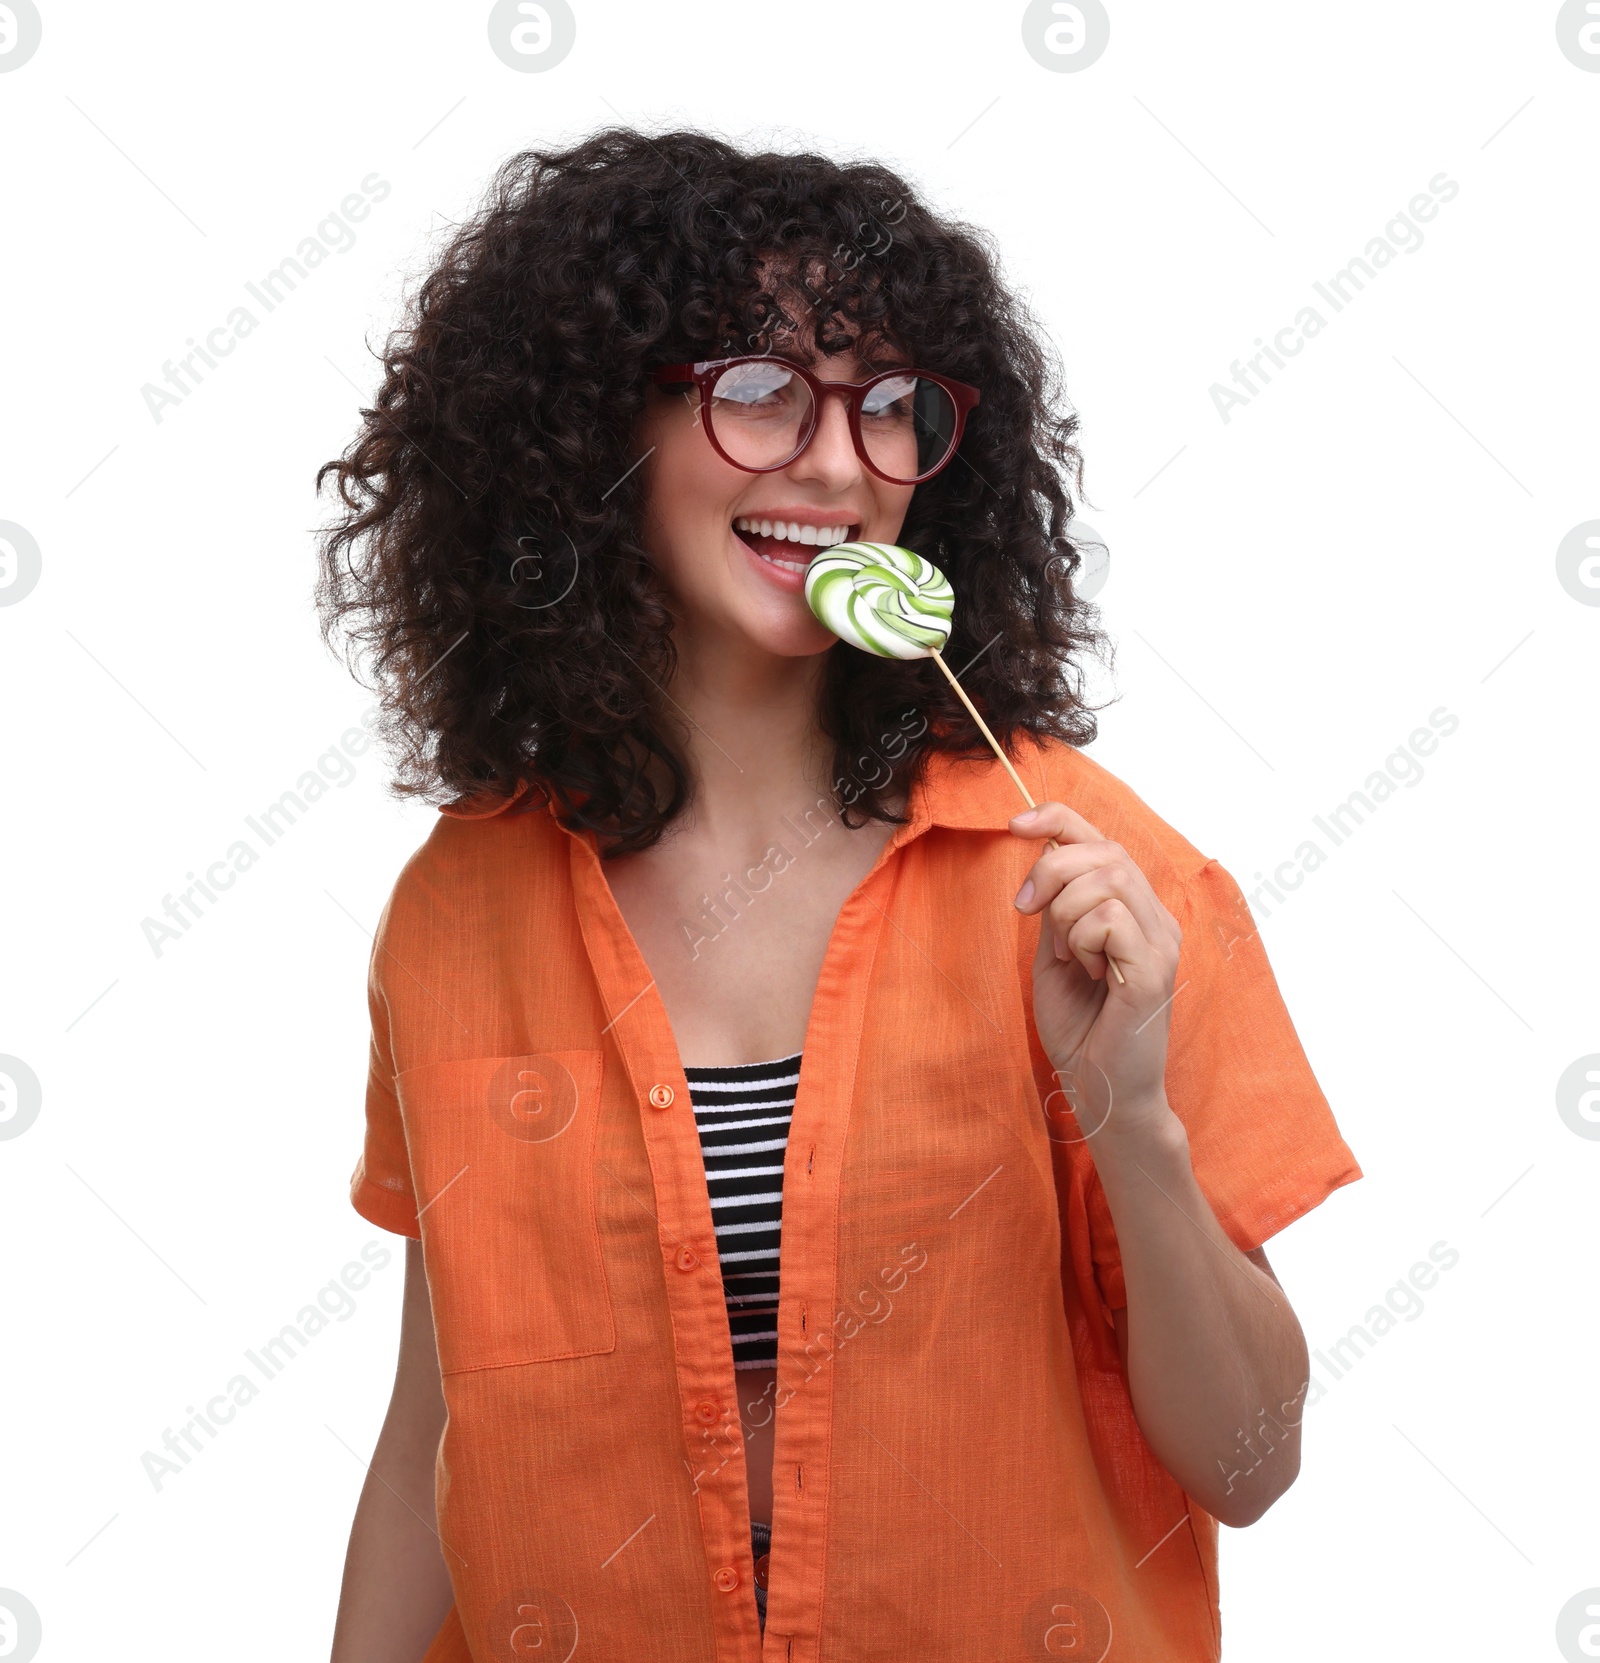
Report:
1021,736,1266,970
1003,734,1216,896
377,778,563,946
1035,737,1207,867
916,732,1222,929
437,776,537,820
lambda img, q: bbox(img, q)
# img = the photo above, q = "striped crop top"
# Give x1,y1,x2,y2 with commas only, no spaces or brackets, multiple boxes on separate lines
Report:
681,1052,800,1370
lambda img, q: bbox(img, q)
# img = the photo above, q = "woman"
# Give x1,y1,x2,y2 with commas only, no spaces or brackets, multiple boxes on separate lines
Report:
321,127,1361,1662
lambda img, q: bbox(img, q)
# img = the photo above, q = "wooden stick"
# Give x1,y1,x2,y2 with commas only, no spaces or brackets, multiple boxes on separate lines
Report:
931,648,1127,986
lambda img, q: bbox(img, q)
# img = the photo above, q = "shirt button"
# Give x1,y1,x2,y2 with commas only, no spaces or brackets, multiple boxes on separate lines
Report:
713,1566,740,1593
648,1083,675,1109
754,1551,771,1590
675,1246,699,1272
694,1398,721,1425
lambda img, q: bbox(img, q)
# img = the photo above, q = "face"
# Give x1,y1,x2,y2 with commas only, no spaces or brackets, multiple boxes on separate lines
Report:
635,346,917,660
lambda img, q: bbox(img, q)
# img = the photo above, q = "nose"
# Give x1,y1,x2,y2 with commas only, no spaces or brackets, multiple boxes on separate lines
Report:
786,387,863,492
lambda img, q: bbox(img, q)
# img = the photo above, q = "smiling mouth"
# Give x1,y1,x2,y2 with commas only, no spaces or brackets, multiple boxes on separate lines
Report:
732,516,861,574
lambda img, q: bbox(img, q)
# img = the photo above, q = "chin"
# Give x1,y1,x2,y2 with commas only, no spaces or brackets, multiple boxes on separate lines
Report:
737,606,841,661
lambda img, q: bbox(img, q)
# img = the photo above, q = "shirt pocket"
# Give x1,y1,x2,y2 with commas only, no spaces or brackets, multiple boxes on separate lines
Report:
394,1049,616,1373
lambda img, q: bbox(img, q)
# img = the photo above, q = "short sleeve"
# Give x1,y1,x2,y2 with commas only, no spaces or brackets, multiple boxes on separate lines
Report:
348,915,422,1239
1087,858,1362,1312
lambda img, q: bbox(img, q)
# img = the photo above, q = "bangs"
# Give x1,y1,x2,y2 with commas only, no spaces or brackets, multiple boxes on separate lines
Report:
690,248,909,368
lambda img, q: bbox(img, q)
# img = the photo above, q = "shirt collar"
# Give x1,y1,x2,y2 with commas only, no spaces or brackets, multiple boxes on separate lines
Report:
904,734,1054,837
439,733,1053,838
437,777,535,820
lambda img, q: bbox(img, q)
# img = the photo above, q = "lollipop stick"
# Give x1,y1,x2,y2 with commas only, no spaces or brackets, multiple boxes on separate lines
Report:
930,648,1127,986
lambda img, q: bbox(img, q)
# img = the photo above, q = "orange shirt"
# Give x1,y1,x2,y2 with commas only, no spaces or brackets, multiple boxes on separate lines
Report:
351,734,1361,1662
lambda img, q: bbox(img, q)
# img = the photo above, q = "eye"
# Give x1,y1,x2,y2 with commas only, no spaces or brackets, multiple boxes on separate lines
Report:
862,374,917,419
712,363,797,407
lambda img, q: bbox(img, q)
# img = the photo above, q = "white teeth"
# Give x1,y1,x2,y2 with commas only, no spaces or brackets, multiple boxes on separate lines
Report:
732,518,855,547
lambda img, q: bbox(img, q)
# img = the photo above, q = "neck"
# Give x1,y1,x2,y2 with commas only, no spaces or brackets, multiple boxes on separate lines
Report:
662,620,833,841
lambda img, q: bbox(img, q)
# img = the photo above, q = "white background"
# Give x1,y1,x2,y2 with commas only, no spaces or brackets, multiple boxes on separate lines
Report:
1,3,1596,1659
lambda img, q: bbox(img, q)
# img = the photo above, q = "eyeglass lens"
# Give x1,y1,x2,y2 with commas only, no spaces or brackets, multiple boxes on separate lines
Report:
706,361,958,482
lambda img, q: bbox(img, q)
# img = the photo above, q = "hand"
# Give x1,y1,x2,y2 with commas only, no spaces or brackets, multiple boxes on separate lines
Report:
1009,802,1182,1139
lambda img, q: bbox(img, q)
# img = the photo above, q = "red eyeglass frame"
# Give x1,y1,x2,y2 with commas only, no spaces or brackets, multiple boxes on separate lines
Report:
650,355,982,485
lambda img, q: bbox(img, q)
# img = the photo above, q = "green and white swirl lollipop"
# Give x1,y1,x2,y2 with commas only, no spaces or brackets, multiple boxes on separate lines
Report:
803,541,954,661
804,540,1125,983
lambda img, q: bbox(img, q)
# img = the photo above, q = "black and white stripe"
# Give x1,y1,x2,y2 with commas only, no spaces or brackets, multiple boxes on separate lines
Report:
682,1052,800,1371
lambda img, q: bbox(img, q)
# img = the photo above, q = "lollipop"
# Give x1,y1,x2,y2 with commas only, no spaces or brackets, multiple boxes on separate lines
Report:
805,542,1126,984
805,542,954,660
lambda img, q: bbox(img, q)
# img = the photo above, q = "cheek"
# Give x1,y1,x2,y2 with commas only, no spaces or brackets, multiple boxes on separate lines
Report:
874,486,918,538
640,421,736,561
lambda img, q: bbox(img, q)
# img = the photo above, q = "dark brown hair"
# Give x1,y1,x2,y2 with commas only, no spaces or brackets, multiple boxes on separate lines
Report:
315,125,1108,854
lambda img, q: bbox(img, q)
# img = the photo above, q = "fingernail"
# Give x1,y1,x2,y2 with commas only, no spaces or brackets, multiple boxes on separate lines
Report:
1013,879,1035,909
1012,807,1039,825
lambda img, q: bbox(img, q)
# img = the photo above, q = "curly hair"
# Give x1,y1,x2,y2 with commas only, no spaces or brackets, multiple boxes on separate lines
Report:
315,125,1109,855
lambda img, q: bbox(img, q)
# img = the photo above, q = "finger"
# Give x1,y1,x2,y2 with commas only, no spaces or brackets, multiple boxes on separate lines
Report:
1059,865,1170,944
1032,899,1094,987
1014,845,1171,945
1041,893,1115,982
1043,911,1110,982
1013,841,1102,912
1007,800,1105,846
1060,899,1147,985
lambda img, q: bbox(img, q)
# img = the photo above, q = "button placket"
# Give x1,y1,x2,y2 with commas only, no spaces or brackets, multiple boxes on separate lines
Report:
763,849,899,1654
565,832,758,1644
567,817,915,1656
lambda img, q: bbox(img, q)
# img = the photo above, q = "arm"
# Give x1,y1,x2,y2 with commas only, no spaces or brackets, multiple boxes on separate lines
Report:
1107,1220,1307,1526
1012,802,1310,1528
330,1238,455,1662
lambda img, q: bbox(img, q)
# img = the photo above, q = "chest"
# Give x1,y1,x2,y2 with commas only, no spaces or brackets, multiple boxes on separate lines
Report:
602,808,896,1065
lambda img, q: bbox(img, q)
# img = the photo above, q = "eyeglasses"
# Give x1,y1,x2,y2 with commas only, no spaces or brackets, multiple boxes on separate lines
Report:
650,355,981,486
